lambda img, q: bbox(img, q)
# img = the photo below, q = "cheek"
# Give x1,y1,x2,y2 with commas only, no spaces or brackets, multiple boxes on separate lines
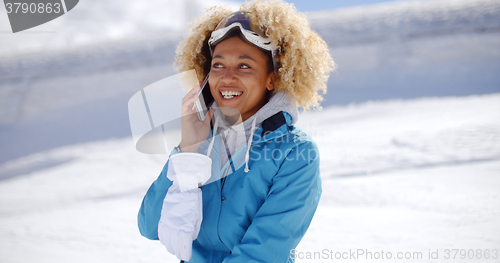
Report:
247,76,269,95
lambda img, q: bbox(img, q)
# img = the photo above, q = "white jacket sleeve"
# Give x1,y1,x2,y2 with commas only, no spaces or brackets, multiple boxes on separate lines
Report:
158,153,212,261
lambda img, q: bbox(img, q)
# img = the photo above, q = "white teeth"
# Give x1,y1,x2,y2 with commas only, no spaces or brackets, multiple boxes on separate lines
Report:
221,91,242,99
221,91,242,96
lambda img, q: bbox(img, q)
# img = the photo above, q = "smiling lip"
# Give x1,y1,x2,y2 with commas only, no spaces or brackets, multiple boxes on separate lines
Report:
219,89,243,100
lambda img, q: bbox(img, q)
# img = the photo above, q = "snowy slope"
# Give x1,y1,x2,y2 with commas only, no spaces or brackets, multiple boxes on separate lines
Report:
311,0,500,105
0,94,499,262
309,0,500,47
298,94,500,177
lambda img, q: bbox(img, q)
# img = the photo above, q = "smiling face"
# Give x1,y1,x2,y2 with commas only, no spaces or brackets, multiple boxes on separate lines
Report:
209,35,274,122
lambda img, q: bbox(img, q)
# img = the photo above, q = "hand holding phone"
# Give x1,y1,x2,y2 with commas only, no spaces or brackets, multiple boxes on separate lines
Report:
193,73,215,121
179,75,214,153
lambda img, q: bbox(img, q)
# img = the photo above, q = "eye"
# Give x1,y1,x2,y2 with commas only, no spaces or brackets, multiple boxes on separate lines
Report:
239,64,250,69
212,63,223,69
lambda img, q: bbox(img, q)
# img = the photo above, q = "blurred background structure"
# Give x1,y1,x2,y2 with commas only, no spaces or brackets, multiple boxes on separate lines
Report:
0,0,240,164
0,0,499,262
1,0,498,164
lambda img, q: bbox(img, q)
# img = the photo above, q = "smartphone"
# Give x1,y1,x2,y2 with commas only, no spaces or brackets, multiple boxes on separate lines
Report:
194,73,214,121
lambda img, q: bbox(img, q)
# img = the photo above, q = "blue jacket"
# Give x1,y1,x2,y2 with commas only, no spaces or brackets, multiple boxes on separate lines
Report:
138,111,322,262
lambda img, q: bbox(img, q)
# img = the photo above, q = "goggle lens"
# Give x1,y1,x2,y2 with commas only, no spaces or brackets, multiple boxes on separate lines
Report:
214,11,263,36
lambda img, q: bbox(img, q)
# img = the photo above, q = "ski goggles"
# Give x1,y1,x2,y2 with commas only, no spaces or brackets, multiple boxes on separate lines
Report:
208,11,278,71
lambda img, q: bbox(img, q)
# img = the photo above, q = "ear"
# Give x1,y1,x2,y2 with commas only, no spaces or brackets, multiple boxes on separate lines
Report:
266,72,275,91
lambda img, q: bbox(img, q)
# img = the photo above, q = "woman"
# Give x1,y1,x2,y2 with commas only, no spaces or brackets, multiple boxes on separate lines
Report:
138,1,334,262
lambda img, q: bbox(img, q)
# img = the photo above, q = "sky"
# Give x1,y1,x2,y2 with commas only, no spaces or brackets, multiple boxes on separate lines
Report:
233,0,407,12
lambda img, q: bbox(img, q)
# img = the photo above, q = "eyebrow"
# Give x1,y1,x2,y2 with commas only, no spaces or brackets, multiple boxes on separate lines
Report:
213,54,256,61
239,55,255,61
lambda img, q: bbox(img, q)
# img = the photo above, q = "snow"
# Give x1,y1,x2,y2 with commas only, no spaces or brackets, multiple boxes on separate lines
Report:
298,94,500,177
1,93,499,262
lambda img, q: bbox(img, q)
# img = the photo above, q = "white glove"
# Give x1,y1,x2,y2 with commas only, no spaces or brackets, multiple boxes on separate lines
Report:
158,153,212,261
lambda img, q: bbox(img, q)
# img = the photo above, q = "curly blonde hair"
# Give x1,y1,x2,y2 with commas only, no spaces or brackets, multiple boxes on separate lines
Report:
174,0,335,110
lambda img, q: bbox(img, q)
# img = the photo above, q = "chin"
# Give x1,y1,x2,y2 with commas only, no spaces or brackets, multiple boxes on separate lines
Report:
220,106,241,117
219,106,243,123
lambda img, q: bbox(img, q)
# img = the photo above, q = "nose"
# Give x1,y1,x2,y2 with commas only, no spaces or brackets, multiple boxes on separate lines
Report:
221,67,236,84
